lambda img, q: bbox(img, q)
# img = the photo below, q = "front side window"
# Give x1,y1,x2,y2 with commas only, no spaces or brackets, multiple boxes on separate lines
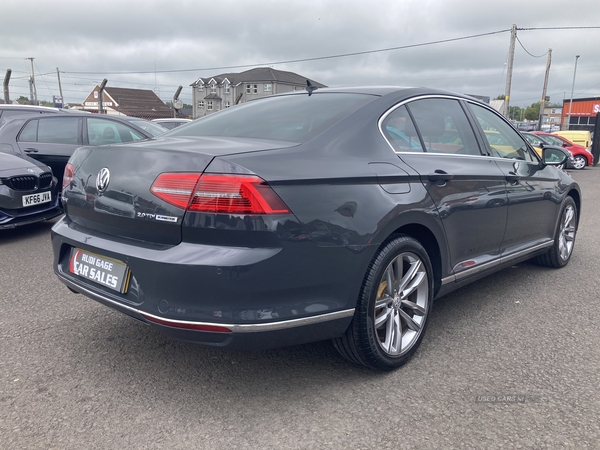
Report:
406,98,481,156
87,118,145,145
468,103,536,162
36,117,81,144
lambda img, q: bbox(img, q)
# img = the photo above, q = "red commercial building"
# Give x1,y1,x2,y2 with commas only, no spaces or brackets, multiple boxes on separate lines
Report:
561,96,600,131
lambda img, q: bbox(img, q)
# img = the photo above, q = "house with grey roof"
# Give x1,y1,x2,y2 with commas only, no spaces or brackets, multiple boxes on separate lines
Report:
190,67,327,118
81,86,172,119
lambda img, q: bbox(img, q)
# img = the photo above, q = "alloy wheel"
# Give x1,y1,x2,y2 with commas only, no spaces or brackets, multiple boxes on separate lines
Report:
572,155,587,170
559,205,576,261
374,252,429,357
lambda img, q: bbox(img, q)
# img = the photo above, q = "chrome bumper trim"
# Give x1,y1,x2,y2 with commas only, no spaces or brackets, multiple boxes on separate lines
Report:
58,272,355,333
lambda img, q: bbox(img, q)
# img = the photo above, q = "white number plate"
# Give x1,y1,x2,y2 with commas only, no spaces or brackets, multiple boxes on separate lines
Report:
22,191,52,207
69,248,130,293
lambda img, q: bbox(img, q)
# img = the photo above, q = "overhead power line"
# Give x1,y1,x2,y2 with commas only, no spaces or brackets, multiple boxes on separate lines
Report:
515,36,548,58
517,26,600,31
63,29,511,75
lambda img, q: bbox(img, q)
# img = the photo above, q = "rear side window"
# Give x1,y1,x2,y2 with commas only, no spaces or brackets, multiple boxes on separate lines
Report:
381,105,424,152
167,93,376,143
37,117,81,144
406,98,481,156
19,120,39,142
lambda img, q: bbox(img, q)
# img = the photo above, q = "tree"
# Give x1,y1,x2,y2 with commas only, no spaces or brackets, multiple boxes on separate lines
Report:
494,94,506,100
524,102,541,121
508,106,522,121
16,96,30,105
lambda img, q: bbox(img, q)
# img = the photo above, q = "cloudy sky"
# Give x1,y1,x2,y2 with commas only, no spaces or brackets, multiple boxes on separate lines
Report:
2,0,600,109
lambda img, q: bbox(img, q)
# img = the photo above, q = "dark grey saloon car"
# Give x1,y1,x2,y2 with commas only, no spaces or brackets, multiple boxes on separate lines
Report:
51,87,579,370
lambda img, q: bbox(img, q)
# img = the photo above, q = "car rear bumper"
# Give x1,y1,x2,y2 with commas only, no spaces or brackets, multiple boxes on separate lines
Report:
51,216,364,349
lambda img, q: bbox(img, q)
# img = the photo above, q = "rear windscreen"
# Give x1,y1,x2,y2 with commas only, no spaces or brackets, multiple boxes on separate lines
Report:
166,93,376,143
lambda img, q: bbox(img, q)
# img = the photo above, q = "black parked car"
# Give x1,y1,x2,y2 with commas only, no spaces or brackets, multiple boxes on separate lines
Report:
51,87,579,370
0,152,60,229
0,113,155,188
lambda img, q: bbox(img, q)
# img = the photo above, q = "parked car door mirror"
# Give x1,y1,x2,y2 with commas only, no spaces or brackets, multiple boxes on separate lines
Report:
541,146,568,167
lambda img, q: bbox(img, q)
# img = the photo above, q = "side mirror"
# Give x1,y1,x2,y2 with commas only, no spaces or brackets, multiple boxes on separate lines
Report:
540,146,569,168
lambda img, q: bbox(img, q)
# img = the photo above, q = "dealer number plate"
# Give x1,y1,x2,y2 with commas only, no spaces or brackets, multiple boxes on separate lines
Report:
22,191,51,207
69,248,130,293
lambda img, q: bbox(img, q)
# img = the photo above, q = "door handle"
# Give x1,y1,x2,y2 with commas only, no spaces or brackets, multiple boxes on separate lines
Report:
428,170,454,182
23,148,39,153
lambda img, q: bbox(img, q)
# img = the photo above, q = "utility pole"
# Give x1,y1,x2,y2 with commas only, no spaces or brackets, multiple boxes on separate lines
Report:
172,86,183,118
3,69,11,104
504,24,517,118
567,55,580,130
98,79,108,114
26,57,37,105
56,67,64,107
537,49,552,131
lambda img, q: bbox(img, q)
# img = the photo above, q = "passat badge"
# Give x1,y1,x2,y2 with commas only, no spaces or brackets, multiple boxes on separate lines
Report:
96,168,110,193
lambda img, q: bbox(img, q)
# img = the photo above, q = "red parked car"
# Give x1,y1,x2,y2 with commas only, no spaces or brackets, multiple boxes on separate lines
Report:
532,131,593,170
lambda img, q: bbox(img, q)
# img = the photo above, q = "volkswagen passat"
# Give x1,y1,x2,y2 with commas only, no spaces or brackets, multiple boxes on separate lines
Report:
51,87,579,370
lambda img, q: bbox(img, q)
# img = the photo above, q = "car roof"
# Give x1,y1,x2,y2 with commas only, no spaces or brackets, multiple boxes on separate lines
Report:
0,113,155,138
152,118,192,122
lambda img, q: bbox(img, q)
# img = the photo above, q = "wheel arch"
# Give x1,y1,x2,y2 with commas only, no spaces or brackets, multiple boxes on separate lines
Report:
566,187,581,227
373,212,448,297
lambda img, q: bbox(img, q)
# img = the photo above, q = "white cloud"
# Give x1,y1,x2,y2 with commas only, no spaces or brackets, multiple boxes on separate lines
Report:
2,0,599,107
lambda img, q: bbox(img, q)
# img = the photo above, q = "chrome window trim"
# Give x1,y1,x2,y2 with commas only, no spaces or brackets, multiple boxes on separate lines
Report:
57,272,354,333
378,94,485,156
378,94,539,162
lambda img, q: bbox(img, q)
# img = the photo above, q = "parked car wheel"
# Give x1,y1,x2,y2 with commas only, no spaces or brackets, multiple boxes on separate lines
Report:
334,236,433,370
536,197,578,268
572,155,587,170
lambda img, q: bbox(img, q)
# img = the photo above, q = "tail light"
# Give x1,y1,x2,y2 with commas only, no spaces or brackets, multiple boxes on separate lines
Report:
150,173,291,215
63,163,74,190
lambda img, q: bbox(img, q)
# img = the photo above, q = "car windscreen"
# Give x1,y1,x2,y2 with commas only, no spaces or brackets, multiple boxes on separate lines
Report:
166,93,376,143
126,119,168,137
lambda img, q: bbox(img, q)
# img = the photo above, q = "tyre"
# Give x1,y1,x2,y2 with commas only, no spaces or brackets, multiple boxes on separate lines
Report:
535,197,578,268
572,155,587,170
333,235,434,371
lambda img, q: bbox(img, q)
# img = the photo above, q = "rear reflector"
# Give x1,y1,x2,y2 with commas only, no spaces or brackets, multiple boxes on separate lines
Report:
63,163,74,190
151,173,290,215
142,313,232,333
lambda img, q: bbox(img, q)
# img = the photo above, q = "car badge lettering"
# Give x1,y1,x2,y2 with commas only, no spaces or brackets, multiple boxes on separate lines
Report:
96,168,110,193
27,168,36,173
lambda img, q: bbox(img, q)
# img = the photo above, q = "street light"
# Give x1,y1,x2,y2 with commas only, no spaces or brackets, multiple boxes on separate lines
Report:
567,55,580,130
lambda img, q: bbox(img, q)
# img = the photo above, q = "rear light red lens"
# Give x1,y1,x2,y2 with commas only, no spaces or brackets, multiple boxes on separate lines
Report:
150,173,201,209
150,173,291,215
63,163,74,190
